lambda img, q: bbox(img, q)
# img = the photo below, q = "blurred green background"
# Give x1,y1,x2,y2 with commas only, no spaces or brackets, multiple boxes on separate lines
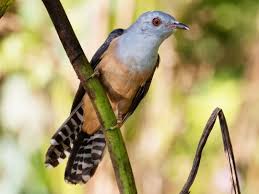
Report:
1,0,259,194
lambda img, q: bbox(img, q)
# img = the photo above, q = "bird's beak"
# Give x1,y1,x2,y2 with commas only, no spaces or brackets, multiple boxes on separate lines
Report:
172,21,189,30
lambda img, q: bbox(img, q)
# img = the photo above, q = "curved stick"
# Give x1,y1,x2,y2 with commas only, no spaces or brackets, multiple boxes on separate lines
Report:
180,107,241,194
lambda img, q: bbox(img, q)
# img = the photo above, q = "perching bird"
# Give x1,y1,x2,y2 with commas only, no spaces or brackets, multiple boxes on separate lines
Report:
45,11,189,184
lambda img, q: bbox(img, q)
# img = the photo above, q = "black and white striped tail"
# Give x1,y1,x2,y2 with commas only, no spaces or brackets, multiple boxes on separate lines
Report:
45,101,106,184
45,102,84,167
65,130,106,184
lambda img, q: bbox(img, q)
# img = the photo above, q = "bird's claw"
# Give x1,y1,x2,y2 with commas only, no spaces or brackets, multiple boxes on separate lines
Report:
109,124,118,130
108,119,123,130
87,70,100,81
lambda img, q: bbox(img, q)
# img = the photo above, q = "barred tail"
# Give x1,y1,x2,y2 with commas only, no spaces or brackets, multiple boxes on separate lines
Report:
45,101,106,184
45,102,84,167
65,130,106,184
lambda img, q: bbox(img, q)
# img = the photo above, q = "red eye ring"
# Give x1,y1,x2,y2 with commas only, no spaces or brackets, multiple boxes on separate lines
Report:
152,17,162,26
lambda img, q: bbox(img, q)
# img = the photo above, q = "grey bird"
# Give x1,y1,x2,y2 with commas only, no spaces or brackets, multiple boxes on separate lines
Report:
45,11,189,184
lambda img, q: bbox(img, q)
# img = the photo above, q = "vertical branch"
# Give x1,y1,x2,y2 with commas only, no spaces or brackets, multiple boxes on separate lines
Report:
41,0,137,193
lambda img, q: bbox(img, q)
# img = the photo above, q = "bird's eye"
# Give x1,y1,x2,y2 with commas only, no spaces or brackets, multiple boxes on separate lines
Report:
152,17,162,26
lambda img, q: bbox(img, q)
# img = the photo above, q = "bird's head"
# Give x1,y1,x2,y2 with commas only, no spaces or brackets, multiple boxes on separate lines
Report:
129,11,189,41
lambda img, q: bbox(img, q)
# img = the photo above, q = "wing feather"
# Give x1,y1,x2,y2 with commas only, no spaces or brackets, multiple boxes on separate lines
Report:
122,55,160,122
71,29,125,112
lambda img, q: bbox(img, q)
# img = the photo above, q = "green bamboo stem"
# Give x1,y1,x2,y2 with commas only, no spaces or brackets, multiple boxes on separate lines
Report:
41,0,137,193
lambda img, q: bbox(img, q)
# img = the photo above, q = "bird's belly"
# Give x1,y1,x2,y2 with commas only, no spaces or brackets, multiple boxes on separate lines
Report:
81,38,154,134
81,73,139,135
102,68,146,99
99,57,152,99
82,62,152,135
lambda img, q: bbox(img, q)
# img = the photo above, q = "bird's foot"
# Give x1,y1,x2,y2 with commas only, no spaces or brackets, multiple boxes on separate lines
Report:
87,70,100,81
109,119,123,130
109,124,118,130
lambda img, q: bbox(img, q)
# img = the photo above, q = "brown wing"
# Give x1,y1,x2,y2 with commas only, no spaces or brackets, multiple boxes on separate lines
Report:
70,29,125,112
122,55,160,122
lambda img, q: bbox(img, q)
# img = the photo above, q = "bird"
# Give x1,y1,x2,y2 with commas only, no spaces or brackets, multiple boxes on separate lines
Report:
45,11,189,184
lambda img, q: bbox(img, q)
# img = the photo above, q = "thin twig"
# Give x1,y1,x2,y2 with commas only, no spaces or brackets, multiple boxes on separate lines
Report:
179,107,241,194
41,0,137,193
218,111,241,194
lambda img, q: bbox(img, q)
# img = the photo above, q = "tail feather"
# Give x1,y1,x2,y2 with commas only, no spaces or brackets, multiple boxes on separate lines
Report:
45,102,83,167
45,101,106,184
65,130,106,184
